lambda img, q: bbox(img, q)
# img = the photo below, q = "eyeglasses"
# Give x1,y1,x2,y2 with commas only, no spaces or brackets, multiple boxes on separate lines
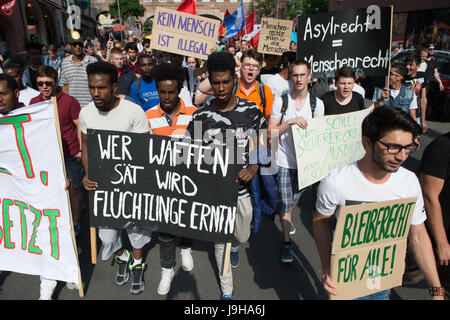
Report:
37,81,55,87
428,48,435,51
242,63,260,69
377,140,419,154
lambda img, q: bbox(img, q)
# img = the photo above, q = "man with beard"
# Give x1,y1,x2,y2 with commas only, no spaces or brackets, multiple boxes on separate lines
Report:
80,62,152,295
312,106,444,300
60,39,98,108
145,63,197,296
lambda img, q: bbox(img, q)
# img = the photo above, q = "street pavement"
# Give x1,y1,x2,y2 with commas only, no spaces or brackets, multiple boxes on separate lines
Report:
0,120,448,302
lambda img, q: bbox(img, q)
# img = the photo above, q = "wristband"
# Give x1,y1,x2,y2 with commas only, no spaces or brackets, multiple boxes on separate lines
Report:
428,287,445,297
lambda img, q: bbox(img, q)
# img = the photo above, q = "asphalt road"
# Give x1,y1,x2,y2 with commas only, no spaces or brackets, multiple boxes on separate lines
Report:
0,120,448,302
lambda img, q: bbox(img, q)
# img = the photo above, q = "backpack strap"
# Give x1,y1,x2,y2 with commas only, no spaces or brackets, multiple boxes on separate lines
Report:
280,91,289,123
309,93,316,118
257,81,266,116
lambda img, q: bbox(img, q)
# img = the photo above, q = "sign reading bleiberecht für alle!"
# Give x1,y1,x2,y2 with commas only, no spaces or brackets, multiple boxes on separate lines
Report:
87,130,241,243
297,6,392,77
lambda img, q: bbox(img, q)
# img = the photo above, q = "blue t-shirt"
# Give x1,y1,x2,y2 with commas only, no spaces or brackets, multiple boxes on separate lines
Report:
129,78,160,111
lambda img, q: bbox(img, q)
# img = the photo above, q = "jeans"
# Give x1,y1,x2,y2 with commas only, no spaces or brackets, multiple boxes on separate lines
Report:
354,289,390,300
159,233,193,269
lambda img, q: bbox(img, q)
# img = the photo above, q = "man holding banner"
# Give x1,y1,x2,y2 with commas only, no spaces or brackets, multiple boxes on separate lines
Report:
80,62,152,295
312,106,444,300
268,60,324,263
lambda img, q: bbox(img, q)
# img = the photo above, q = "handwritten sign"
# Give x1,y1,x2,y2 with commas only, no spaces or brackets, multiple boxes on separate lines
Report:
297,7,392,76
151,7,221,60
257,18,293,55
0,101,81,288
330,198,416,300
292,108,372,189
87,130,241,243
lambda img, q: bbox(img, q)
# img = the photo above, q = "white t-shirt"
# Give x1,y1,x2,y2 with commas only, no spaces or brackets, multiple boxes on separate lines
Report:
265,73,292,101
316,161,426,226
19,87,40,106
80,98,150,134
270,92,325,169
417,62,427,72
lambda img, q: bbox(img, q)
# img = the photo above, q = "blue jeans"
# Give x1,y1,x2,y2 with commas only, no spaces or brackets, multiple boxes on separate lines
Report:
354,289,390,300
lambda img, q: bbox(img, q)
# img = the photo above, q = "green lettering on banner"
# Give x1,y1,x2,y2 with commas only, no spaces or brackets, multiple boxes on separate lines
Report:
399,202,414,237
2,198,15,249
43,209,60,260
14,200,28,250
0,114,35,178
28,206,42,255
341,213,353,248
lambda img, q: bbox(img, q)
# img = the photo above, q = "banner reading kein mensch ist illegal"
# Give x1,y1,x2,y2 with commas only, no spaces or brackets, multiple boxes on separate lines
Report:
297,6,392,77
151,7,221,61
87,130,241,243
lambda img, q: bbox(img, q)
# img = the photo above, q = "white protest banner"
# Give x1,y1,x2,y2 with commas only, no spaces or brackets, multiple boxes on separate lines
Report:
257,18,293,55
292,107,372,189
151,7,221,60
330,198,416,300
0,101,81,293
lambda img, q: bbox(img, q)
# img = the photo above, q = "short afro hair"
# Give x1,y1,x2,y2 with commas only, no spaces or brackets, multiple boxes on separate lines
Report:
86,61,118,85
207,52,236,77
0,73,19,92
151,63,185,91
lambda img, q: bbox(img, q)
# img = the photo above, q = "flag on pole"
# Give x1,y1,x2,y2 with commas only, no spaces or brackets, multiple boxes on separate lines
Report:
219,10,231,37
223,0,245,40
237,9,255,38
176,0,197,15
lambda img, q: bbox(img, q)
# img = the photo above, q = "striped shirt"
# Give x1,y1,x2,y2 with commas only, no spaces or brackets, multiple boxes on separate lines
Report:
60,54,98,108
146,99,197,138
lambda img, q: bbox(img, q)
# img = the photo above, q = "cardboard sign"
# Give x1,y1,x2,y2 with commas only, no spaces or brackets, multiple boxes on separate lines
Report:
0,101,81,291
292,107,372,189
257,18,293,55
330,198,416,300
297,6,392,77
87,130,241,243
151,7,221,60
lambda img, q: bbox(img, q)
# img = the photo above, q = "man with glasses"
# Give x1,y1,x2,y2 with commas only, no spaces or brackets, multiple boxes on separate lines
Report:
373,63,417,120
312,106,444,300
60,39,98,108
236,50,274,120
268,59,325,263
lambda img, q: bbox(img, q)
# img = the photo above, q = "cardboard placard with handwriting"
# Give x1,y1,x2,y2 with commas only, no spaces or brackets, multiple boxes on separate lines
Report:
257,18,293,55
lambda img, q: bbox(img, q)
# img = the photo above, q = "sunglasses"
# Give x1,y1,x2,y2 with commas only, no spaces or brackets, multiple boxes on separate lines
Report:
72,42,83,47
428,48,435,51
37,81,55,87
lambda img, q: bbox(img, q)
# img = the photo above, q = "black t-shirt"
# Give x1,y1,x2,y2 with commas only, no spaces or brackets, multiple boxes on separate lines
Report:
405,72,428,117
425,58,438,83
186,97,267,198
419,132,450,241
321,91,365,115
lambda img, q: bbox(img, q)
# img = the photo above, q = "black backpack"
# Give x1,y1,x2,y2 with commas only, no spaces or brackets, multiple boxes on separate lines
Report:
280,91,317,122
233,80,267,115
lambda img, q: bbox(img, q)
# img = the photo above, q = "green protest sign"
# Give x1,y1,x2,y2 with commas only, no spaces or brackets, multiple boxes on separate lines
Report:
330,198,416,300
292,107,372,189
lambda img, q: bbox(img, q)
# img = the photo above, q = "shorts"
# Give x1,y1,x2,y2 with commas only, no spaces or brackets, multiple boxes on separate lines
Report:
65,156,84,189
99,227,152,261
277,166,305,213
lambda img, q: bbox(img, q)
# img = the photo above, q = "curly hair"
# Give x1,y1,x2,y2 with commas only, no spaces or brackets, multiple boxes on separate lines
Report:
151,63,185,91
86,61,118,85
207,51,236,77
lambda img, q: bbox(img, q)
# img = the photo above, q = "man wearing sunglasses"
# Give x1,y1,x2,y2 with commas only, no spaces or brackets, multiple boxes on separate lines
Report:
60,39,98,108
373,63,418,120
312,106,444,300
426,44,444,92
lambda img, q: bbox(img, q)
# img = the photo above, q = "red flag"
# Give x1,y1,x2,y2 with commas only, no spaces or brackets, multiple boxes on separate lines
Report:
219,10,231,37
176,0,197,15
237,9,255,37
249,30,260,49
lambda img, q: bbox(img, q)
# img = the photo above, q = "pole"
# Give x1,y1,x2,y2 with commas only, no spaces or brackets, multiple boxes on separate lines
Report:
117,0,124,43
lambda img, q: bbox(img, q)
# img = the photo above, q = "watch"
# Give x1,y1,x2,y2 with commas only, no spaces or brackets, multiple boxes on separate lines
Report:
428,287,445,296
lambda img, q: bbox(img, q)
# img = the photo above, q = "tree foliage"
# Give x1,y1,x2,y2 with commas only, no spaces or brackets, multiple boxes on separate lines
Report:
109,0,145,20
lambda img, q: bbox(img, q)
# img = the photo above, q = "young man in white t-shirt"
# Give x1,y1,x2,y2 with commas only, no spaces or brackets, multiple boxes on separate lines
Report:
268,60,324,263
80,62,152,296
312,106,444,300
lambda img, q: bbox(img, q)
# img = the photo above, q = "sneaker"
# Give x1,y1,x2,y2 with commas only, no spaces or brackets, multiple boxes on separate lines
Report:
230,248,239,268
157,267,175,295
130,262,147,295
290,223,296,235
180,247,194,272
281,244,294,263
221,292,233,300
39,279,57,300
114,249,132,286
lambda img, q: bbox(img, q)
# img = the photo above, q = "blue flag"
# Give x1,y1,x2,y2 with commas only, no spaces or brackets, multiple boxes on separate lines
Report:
223,0,245,40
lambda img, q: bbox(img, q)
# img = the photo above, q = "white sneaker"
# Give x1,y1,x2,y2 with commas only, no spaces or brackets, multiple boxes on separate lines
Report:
157,267,175,295
180,248,194,272
39,279,57,300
